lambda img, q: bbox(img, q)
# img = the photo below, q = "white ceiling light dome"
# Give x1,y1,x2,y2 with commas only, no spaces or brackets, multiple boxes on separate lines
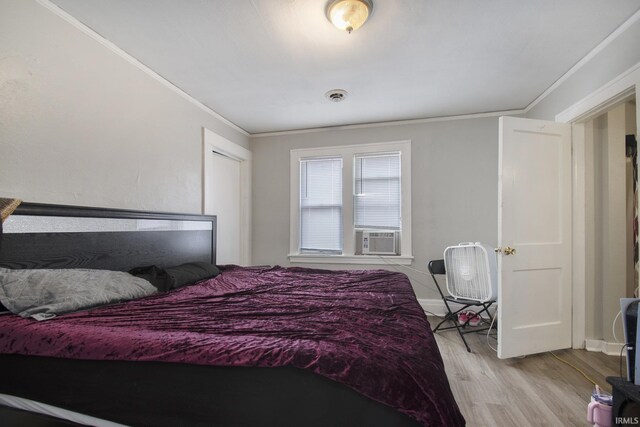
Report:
326,0,373,34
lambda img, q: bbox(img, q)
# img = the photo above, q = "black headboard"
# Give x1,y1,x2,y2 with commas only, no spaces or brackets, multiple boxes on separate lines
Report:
0,203,216,271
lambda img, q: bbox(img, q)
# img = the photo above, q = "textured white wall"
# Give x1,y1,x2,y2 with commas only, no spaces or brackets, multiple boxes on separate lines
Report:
251,118,499,299
0,0,249,214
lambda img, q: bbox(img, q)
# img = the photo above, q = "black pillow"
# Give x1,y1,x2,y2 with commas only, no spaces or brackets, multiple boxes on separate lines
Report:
129,262,220,292
128,265,172,292
165,262,220,289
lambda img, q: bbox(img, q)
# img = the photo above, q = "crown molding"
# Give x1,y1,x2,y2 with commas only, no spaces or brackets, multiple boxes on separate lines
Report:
524,8,640,114
555,61,639,123
35,0,250,137
250,109,526,138
36,0,640,138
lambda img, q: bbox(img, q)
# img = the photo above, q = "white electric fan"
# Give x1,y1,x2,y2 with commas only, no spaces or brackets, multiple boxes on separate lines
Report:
443,242,497,302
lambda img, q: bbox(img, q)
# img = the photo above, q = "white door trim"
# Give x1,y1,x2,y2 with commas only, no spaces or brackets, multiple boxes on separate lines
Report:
556,62,639,124
203,128,252,265
571,122,587,349
555,62,640,350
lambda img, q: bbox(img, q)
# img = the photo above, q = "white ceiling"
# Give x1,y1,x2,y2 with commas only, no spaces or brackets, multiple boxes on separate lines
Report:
50,0,640,134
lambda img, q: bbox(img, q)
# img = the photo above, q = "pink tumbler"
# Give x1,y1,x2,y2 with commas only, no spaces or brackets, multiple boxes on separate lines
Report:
587,390,612,427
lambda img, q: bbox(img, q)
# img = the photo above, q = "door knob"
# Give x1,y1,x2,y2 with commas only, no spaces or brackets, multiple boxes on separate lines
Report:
495,246,516,255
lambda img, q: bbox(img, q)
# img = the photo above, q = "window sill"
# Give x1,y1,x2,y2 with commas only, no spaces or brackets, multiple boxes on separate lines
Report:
288,254,414,266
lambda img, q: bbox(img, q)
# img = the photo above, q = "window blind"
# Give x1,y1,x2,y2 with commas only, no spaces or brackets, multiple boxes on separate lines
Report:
354,152,401,230
300,157,343,253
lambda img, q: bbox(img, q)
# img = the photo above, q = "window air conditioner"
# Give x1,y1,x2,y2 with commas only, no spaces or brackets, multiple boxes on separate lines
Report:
361,231,399,255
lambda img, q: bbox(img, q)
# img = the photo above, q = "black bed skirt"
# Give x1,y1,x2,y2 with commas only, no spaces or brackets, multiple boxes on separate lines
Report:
0,354,420,427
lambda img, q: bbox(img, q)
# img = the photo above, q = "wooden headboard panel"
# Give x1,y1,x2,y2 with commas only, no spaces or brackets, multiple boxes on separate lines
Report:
0,203,216,271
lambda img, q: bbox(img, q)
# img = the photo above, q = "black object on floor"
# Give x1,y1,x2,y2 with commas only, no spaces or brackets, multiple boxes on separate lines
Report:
428,259,496,353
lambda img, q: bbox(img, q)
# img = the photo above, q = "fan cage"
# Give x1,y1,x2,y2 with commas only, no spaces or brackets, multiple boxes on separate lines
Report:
444,243,497,302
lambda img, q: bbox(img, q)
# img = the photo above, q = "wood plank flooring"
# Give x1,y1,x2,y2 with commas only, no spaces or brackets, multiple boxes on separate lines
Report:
432,322,622,427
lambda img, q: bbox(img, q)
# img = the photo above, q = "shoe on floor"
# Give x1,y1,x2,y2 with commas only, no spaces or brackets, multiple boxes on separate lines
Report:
467,311,481,326
457,312,469,325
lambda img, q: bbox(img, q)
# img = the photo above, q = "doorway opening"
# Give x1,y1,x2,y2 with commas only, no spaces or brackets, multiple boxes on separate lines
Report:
555,64,640,353
582,98,637,353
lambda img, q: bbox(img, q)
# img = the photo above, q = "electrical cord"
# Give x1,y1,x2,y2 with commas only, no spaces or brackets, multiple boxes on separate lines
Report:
613,310,622,344
621,344,629,379
486,314,498,353
550,351,599,387
611,286,639,344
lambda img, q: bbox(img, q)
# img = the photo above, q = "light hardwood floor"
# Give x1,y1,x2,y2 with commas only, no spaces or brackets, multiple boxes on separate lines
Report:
432,323,622,427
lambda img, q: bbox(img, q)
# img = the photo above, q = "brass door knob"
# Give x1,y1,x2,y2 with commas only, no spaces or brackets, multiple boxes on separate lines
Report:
495,246,516,255
503,246,516,255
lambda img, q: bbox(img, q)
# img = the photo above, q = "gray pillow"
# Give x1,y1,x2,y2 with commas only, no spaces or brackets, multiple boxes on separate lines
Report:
0,267,157,320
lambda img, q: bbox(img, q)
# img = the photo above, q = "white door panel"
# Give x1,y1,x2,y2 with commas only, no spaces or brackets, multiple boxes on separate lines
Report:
498,116,572,359
207,152,241,265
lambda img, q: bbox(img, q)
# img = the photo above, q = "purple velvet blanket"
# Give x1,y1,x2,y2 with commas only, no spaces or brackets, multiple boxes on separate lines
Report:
0,265,464,426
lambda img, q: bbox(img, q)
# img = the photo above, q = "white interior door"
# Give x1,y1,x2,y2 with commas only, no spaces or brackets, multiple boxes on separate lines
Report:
498,116,572,359
203,128,252,266
207,152,241,265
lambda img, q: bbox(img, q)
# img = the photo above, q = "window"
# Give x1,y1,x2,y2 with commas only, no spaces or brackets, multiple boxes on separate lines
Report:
289,141,412,265
300,157,343,253
354,152,401,230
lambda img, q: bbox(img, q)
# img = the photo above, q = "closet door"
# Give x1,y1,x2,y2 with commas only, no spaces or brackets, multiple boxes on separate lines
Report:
207,151,241,265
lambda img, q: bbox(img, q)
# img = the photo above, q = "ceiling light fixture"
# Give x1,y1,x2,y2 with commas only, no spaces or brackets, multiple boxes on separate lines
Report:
326,0,373,34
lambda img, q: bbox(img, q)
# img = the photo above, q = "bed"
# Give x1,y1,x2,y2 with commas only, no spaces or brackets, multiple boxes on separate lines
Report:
0,202,464,427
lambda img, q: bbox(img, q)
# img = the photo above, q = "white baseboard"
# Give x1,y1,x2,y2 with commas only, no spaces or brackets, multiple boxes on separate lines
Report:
421,302,625,357
421,302,626,356
418,299,447,316
585,339,626,356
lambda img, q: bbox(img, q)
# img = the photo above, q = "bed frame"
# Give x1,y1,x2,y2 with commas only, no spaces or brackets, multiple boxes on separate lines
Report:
0,202,217,271
0,202,419,427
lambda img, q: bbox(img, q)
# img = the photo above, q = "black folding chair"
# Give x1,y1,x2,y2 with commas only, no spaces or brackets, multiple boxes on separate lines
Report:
428,259,495,352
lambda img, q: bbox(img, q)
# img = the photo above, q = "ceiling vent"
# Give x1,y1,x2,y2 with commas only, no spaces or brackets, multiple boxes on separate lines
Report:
325,89,348,102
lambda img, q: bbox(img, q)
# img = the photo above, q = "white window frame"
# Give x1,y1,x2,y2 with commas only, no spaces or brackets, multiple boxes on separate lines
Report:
289,140,413,265
299,156,344,254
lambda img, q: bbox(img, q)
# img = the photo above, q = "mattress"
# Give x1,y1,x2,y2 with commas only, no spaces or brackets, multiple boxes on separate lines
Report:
0,265,464,426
